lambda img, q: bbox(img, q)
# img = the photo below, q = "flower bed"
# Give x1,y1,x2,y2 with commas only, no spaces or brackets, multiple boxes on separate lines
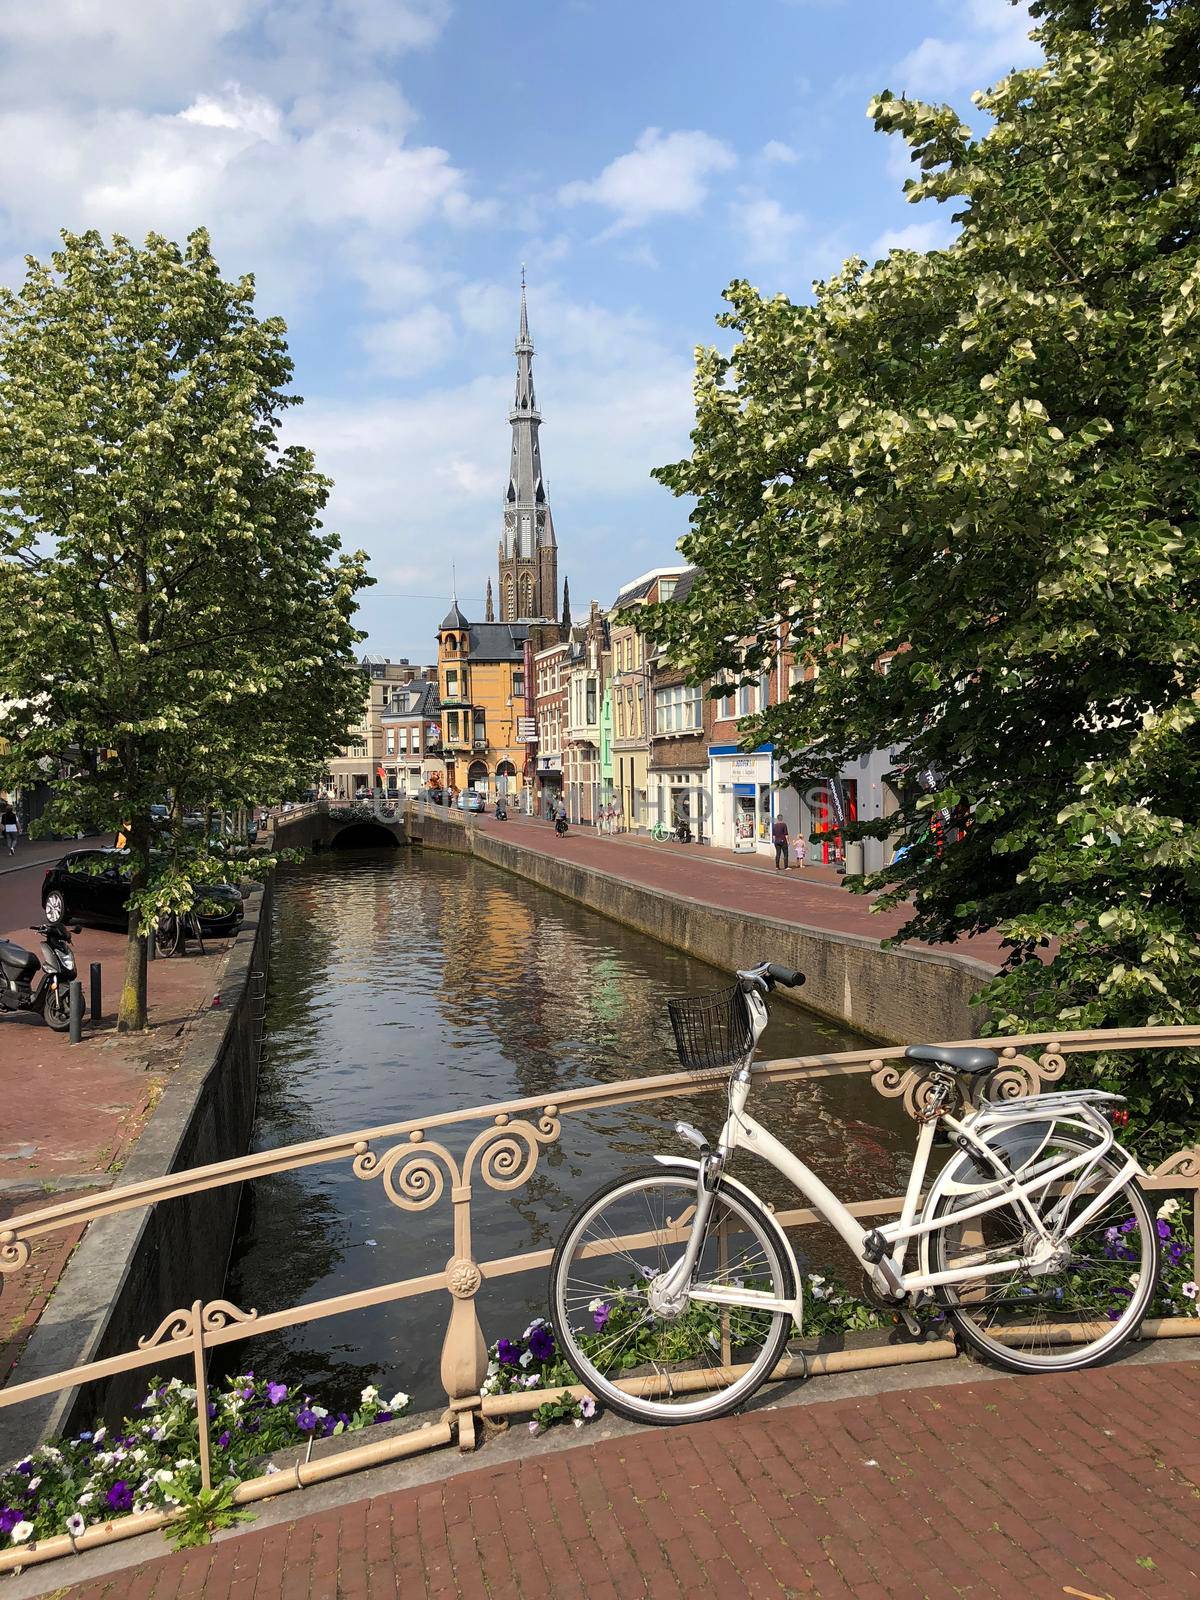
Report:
0,1372,409,1554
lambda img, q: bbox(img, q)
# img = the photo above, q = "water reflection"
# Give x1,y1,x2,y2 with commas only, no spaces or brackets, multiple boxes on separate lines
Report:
221,851,910,1408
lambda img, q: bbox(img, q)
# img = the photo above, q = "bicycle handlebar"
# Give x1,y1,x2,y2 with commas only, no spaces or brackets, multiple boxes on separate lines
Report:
740,960,805,991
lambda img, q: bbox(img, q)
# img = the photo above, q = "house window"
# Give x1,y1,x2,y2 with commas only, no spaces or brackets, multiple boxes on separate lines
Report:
513,671,525,698
473,713,486,745
445,669,458,698
447,712,460,742
397,729,408,754
586,679,597,724
654,684,702,734
386,730,395,754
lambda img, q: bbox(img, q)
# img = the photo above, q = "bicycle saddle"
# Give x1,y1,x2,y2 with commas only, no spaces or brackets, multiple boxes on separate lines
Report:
904,1044,999,1076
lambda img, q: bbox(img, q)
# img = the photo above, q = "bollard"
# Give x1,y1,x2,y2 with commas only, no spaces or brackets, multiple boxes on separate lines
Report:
90,961,102,1026
68,978,83,1044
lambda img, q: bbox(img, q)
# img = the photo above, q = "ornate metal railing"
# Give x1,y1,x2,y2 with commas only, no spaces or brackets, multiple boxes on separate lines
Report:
2,1026,1199,1569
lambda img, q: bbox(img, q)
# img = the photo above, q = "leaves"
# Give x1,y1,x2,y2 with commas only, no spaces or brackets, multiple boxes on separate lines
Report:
646,3,1200,1156
0,229,372,1026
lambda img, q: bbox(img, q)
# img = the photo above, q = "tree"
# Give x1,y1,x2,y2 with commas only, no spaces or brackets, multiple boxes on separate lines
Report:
647,1,1200,1149
0,230,370,1030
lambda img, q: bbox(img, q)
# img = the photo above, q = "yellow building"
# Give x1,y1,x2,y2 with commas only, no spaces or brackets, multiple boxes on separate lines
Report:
607,567,687,829
436,601,529,800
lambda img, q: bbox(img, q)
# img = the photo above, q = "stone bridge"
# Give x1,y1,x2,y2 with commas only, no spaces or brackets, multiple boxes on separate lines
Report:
269,800,407,854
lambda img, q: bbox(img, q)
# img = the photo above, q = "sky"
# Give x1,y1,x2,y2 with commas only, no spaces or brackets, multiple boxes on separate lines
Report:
0,0,1040,662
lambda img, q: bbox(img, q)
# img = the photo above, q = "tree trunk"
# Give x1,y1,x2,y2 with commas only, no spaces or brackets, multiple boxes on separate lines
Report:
117,814,150,1032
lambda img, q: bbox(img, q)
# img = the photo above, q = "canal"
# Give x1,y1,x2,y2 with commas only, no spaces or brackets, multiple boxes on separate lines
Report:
222,849,911,1410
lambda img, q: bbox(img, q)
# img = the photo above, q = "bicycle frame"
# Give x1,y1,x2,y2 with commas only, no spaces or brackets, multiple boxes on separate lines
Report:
659,1023,1141,1318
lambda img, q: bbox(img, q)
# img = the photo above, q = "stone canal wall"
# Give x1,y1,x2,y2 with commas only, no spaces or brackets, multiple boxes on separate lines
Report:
0,884,271,1456
410,807,991,1044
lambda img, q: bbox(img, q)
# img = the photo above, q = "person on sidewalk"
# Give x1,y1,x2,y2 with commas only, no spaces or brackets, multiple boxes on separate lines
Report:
792,833,807,870
1,802,18,856
771,815,789,872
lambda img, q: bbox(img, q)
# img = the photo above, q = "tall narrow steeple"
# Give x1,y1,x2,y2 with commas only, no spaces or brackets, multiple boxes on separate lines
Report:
498,270,558,624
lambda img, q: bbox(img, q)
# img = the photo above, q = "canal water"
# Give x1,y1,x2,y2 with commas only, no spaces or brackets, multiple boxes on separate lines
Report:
221,850,911,1410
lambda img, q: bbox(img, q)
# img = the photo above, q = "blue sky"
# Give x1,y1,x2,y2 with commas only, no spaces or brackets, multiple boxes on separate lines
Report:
0,0,1038,660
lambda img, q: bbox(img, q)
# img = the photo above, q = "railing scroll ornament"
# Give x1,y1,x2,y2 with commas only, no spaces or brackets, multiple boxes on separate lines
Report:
351,1106,561,1451
869,1043,1068,1118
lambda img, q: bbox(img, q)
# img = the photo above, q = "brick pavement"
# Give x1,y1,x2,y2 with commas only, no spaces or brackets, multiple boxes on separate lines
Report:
472,811,1010,969
59,1359,1200,1599
0,847,245,1380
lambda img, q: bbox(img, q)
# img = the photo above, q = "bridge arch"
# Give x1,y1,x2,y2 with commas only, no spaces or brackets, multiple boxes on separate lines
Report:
329,819,402,850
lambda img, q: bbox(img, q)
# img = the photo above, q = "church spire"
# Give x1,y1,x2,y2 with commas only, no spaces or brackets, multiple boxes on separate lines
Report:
561,576,571,630
485,577,494,622
498,271,558,623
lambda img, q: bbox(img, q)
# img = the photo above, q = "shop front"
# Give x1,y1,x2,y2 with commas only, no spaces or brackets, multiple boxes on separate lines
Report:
709,745,776,855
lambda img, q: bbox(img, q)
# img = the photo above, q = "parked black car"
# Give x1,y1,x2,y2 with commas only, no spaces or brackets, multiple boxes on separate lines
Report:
41,851,245,935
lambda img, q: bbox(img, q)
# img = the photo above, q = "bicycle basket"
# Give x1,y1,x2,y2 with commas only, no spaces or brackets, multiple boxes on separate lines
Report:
667,982,754,1074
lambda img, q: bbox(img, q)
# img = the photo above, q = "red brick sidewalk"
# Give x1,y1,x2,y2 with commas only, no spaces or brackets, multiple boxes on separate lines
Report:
476,812,1010,969
62,1360,1200,1599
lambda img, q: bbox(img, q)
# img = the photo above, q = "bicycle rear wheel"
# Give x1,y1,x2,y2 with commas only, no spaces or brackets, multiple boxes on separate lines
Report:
549,1165,795,1425
927,1133,1157,1373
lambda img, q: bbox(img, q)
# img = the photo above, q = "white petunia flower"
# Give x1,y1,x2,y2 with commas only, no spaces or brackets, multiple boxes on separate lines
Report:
387,1393,409,1411
76,1492,94,1507
588,1298,605,1313
265,1463,281,1476
1129,1272,1141,1289
27,1476,41,1491
360,1386,379,1405
1182,1281,1199,1300
1157,1198,1181,1222
311,1406,328,1419
66,1513,85,1538
10,1522,33,1543
519,1350,534,1368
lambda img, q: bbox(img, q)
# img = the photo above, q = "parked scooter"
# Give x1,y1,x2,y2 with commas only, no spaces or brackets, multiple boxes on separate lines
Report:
554,814,569,838
494,799,508,821
0,921,83,1031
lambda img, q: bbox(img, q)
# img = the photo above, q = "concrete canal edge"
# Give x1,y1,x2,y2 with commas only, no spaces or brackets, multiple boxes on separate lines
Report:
409,808,993,1044
0,882,272,1462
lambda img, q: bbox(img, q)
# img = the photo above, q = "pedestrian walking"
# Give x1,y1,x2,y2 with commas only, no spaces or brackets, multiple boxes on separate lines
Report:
1,802,18,856
792,833,807,870
771,815,789,872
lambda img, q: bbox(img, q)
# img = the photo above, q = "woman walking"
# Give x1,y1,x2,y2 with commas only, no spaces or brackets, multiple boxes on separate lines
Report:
1,801,18,856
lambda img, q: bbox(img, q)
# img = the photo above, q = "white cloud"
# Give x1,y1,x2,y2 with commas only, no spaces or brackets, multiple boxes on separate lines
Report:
364,305,456,377
869,218,957,258
732,196,808,269
559,128,736,230
896,1,1039,98
761,140,799,164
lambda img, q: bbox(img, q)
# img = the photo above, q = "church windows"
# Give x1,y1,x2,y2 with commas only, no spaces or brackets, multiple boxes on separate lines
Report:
520,574,534,616
502,573,515,621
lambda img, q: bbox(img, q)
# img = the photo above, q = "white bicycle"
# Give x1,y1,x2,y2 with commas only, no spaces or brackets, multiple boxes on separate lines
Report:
549,960,1158,1425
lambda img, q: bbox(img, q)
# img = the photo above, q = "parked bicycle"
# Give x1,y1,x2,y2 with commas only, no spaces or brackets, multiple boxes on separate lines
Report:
549,959,1156,1425
649,819,671,842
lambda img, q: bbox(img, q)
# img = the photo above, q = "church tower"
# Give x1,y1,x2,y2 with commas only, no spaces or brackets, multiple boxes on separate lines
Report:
497,275,558,624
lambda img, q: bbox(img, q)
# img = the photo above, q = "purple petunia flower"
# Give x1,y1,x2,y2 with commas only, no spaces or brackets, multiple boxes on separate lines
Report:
375,1411,393,1425
296,1408,318,1434
217,1431,231,1449
1120,1218,1138,1234
528,1325,555,1362
1169,1243,1186,1265
106,1481,133,1513
496,1339,521,1367
0,1508,20,1536
580,1398,596,1420
1156,1220,1172,1239
592,1303,611,1332
207,1402,218,1419
240,1386,254,1400
266,1382,288,1406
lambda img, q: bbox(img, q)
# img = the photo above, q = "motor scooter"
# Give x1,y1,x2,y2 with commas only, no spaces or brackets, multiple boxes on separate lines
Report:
554,814,569,837
0,921,83,1031
494,800,508,821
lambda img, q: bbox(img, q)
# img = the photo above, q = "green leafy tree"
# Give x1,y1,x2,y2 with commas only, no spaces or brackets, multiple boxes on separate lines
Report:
0,230,370,1030
648,0,1200,1150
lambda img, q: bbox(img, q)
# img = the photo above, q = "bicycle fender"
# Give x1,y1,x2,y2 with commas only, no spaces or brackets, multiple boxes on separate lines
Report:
651,1155,805,1324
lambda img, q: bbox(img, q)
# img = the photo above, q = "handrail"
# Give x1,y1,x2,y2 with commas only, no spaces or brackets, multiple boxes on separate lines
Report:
1,1024,1198,1567
5,1026,1197,1250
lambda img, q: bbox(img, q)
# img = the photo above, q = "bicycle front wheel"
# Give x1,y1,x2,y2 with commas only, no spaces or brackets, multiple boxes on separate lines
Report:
549,1166,795,1425
927,1133,1158,1373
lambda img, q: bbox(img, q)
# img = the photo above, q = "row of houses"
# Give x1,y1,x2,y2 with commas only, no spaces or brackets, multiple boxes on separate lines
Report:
529,566,903,872
322,568,905,871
